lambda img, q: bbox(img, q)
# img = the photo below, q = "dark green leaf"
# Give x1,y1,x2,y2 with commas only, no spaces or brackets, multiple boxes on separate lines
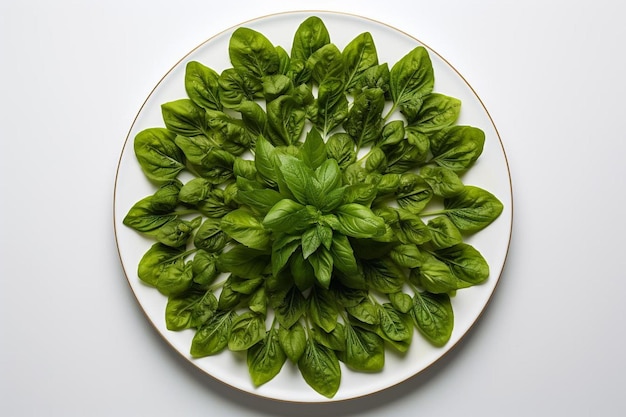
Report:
228,312,266,351
298,339,341,398
443,186,504,233
229,27,280,79
389,46,434,106
190,311,236,357
247,328,287,386
133,128,185,183
184,61,222,111
278,322,307,363
411,292,453,347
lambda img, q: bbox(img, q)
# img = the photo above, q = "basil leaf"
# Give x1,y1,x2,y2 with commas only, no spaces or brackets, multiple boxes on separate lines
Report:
412,255,457,294
218,68,263,108
137,243,186,287
308,43,345,85
430,126,485,171
165,287,217,330
342,32,379,91
266,95,306,147
326,132,356,169
390,46,434,107
133,128,185,183
262,74,293,102
263,199,315,232
298,339,341,399
235,100,267,136
191,250,220,285
427,216,463,249
442,186,504,233
278,322,307,363
343,88,385,148
435,243,490,287
290,250,316,291
161,99,208,137
310,323,346,351
229,27,280,79
190,311,236,357
184,61,222,111
254,135,278,185
341,324,384,372
218,244,269,279
346,298,379,325
396,173,433,213
273,285,307,328
308,246,334,289
155,217,200,248
332,204,386,239
228,312,266,351
330,233,358,275
361,258,406,294
301,128,327,169
316,78,349,135
411,292,453,347
379,303,412,343
276,155,316,205
405,93,461,130
420,165,464,198
389,292,413,314
290,16,330,77
271,233,301,276
220,208,271,250
247,328,286,386
389,244,423,269
309,287,338,333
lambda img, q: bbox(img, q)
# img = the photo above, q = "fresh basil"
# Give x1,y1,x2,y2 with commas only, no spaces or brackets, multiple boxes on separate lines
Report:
124,16,504,397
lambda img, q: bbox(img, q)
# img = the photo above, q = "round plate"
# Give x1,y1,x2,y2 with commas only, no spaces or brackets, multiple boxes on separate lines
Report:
113,11,513,403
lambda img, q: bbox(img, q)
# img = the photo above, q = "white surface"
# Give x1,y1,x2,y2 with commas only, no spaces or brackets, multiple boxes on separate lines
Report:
1,0,625,415
113,11,513,402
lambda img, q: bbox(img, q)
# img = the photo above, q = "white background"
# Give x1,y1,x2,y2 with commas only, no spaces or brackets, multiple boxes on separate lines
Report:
1,0,625,416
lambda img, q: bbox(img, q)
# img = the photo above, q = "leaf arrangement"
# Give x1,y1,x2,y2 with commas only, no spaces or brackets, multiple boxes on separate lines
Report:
123,16,503,398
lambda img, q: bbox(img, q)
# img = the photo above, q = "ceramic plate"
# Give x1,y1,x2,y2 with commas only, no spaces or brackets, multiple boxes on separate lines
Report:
113,11,513,403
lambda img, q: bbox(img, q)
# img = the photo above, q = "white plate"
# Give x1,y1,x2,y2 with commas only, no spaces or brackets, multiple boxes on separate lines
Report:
113,11,513,403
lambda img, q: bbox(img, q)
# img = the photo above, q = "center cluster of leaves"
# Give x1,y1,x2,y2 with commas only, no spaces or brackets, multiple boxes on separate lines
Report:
123,16,503,398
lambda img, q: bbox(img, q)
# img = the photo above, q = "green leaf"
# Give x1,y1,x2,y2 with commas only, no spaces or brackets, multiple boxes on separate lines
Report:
340,324,385,372
191,250,220,285
361,258,406,294
190,311,236,357
184,61,222,111
161,99,208,137
411,291,454,347
332,204,386,239
137,243,186,287
247,328,287,386
229,27,280,79
435,243,490,287
155,217,200,248
235,100,267,136
389,292,413,314
442,186,504,233
218,245,269,279
427,216,463,249
326,132,356,169
278,322,307,363
165,287,217,331
266,95,306,146
263,199,315,232
254,135,278,185
389,46,434,107
420,165,464,198
218,68,262,108
412,255,457,294
220,208,271,250
342,31,379,91
343,88,385,148
133,128,185,183
301,128,327,169
346,298,380,325
405,93,461,130
271,233,301,276
309,287,338,333
430,126,485,171
298,339,341,398
228,312,266,351
290,16,330,65
396,173,433,214
273,285,307,328
308,246,334,289
330,233,358,275
389,244,423,269
276,155,315,205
